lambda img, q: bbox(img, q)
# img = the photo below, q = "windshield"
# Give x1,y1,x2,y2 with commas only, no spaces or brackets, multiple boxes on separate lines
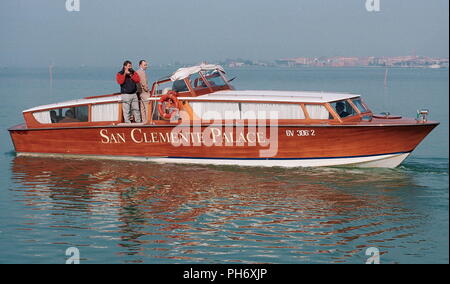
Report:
330,100,358,118
172,79,189,92
189,72,208,90
351,98,368,113
201,70,227,87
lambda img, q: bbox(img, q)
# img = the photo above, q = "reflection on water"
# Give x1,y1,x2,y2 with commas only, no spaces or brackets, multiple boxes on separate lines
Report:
8,156,448,263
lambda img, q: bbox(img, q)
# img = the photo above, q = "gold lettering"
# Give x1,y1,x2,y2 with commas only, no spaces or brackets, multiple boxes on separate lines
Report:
246,132,256,144
117,133,126,143
237,132,247,144
179,132,190,144
235,127,246,146
159,132,169,143
170,132,179,144
223,131,234,145
257,132,265,144
131,129,143,143
211,128,222,144
100,129,110,144
151,132,159,143
110,134,118,144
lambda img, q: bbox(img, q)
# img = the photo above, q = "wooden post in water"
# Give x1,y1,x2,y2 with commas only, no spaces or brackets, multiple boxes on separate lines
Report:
383,68,389,113
49,63,54,87
384,68,388,88
49,62,54,96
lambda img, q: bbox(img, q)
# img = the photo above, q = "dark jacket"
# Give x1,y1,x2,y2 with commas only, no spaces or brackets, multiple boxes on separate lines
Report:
116,71,140,94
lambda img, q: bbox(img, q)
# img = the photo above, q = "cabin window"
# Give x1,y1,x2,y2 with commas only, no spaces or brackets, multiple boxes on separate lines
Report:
172,80,189,93
189,73,208,90
201,70,227,87
190,102,240,120
91,103,119,122
190,102,305,120
351,98,367,113
241,103,305,120
305,104,329,120
50,106,89,123
33,105,89,124
330,100,357,118
154,80,173,95
33,111,52,124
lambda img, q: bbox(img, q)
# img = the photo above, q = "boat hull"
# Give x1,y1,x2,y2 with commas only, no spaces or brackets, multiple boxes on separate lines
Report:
9,123,438,168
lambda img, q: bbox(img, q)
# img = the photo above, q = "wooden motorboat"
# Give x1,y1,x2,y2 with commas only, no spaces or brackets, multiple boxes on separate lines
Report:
8,64,439,168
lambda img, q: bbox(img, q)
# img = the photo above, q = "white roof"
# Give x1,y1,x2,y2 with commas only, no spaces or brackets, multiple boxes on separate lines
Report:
180,90,359,103
24,90,359,113
23,95,122,113
170,64,224,81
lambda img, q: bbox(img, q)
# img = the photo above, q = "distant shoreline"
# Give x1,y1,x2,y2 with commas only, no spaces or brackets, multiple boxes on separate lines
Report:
0,65,449,70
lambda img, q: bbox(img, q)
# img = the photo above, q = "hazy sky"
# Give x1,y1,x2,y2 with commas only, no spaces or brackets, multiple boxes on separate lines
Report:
0,0,448,67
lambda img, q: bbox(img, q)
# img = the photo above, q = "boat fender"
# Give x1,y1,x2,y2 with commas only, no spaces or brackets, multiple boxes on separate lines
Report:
158,90,180,120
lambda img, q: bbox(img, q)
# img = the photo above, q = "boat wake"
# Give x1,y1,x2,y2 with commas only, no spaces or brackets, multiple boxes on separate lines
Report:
399,157,449,175
3,150,16,157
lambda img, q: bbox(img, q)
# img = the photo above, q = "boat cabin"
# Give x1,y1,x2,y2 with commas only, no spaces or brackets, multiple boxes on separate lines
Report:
22,64,373,129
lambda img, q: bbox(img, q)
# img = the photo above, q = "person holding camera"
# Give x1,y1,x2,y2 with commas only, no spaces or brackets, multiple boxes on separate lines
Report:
116,60,142,123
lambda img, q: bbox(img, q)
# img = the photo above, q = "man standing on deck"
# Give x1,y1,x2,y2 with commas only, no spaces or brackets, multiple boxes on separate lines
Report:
136,60,150,123
116,60,142,123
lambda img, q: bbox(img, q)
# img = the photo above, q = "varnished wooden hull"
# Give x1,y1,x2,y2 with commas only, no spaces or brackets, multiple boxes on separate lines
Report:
9,121,438,168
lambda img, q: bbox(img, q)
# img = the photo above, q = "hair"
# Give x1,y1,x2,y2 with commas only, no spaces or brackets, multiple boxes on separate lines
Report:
65,109,74,118
123,60,132,67
139,60,147,66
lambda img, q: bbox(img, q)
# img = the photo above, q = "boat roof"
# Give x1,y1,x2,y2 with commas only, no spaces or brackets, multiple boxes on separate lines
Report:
168,64,225,81
23,95,122,113
181,90,360,103
24,90,360,113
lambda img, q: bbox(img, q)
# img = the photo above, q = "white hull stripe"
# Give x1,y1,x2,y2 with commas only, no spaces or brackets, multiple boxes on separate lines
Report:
16,151,412,168
166,151,411,161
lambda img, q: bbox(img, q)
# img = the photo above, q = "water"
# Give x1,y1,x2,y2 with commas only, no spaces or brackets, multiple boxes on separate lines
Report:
0,66,448,264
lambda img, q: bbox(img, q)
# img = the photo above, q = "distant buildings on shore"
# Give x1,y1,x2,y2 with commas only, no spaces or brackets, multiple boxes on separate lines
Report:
218,56,449,69
219,58,274,68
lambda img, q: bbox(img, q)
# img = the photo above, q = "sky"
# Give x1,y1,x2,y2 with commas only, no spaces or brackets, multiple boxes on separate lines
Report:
0,0,448,67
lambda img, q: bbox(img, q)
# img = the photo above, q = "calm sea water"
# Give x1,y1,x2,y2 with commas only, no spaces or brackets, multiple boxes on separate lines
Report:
0,66,448,264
